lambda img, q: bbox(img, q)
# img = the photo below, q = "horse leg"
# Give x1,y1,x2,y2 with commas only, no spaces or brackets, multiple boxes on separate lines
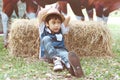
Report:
94,2,104,22
86,5,94,20
2,0,18,48
74,10,84,21
69,0,84,20
14,4,19,18
103,8,110,23
24,0,38,19
58,1,67,16
0,12,9,47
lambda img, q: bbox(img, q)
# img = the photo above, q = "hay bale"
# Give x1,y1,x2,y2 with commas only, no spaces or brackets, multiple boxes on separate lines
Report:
65,20,112,56
8,19,40,57
8,19,112,57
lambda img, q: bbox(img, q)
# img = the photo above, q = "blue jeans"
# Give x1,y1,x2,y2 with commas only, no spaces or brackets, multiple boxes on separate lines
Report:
41,36,69,65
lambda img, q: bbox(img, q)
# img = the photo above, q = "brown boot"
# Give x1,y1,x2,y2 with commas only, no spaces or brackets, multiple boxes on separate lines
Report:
68,65,75,76
68,51,84,78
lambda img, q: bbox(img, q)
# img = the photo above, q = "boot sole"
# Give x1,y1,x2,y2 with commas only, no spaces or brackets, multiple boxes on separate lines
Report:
68,52,84,77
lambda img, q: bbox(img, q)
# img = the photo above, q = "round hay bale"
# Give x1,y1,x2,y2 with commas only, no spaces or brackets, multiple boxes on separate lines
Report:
8,19,40,57
8,19,112,57
65,20,112,56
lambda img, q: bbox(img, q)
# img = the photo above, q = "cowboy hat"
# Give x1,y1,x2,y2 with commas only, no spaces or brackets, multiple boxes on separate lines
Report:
42,8,65,22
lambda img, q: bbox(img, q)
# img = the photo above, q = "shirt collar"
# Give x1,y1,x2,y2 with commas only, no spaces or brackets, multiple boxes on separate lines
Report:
45,27,51,33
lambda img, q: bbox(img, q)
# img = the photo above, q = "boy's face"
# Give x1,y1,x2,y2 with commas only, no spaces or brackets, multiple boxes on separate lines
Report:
46,18,61,33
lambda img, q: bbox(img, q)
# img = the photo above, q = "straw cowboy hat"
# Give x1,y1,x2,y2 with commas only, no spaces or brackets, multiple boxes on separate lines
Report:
42,8,65,22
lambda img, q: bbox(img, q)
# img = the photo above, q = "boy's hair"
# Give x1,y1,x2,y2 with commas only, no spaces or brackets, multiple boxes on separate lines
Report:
45,14,63,23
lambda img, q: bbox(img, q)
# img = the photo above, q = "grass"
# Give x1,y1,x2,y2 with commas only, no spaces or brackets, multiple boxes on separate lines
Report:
108,24,120,55
110,10,120,17
0,23,120,80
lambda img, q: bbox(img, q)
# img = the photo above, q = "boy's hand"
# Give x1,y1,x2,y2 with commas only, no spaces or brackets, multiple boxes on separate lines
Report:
64,15,70,27
37,8,50,23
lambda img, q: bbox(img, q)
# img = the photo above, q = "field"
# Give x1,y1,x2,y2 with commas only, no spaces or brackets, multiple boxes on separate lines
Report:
0,1,120,80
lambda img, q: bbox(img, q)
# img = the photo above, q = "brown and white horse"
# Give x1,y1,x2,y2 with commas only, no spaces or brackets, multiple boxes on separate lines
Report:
21,0,87,20
54,0,120,23
21,0,120,22
21,0,68,19
1,0,19,47
88,0,120,23
59,0,120,22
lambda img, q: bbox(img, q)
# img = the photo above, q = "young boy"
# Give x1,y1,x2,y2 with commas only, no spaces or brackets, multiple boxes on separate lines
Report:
38,7,84,77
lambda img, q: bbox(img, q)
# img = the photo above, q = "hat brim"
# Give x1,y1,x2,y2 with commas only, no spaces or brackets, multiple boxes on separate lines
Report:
42,13,65,22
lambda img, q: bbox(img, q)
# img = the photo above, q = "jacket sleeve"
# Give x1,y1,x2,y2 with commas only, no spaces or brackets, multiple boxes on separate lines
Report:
39,22,45,38
61,23,69,34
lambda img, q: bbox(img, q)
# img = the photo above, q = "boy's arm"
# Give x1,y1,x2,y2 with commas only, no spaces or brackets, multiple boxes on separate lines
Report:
37,8,49,24
63,16,70,27
61,16,70,34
